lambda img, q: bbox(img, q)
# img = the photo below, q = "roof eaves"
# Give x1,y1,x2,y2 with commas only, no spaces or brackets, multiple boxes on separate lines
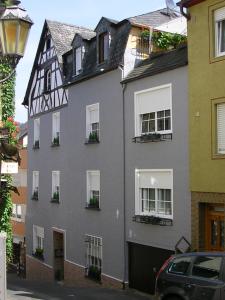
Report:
177,0,205,8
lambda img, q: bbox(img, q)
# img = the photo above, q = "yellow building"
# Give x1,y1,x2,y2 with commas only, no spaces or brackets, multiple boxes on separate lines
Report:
181,0,225,251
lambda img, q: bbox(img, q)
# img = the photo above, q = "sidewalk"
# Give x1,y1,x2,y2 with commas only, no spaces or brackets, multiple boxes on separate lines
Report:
7,273,152,300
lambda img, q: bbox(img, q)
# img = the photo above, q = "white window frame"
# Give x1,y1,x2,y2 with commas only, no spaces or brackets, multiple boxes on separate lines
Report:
135,169,173,219
217,103,225,154
12,204,22,221
73,46,85,76
86,170,100,208
134,84,172,137
33,118,40,146
86,103,100,140
52,171,60,200
52,111,60,143
33,225,44,252
85,234,102,271
215,7,225,57
32,171,39,199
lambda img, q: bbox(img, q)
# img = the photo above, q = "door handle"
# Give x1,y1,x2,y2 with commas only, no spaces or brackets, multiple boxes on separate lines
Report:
184,283,195,289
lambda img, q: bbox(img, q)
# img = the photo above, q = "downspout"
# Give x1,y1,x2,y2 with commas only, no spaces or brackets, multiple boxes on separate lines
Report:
179,1,191,20
122,80,127,289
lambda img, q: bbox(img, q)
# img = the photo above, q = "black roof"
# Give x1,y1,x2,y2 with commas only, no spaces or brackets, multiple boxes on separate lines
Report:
122,45,188,84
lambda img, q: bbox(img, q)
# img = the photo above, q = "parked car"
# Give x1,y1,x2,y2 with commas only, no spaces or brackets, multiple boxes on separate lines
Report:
155,252,225,300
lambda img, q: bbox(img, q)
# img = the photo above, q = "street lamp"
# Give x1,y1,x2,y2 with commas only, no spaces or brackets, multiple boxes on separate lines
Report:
0,0,33,82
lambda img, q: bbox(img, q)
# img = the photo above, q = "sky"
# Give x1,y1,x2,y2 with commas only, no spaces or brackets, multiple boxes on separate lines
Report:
15,0,169,123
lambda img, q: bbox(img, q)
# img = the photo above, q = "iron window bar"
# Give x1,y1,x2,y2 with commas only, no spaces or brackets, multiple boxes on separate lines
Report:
133,133,172,143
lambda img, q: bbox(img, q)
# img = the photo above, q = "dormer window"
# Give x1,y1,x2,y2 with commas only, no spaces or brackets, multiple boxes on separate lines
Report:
98,32,109,64
46,38,51,51
73,46,84,76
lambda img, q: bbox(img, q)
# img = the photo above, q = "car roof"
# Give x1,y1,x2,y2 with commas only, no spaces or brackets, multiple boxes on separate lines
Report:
173,252,225,258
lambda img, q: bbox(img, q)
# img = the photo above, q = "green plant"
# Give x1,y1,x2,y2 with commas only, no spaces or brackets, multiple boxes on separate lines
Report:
33,140,39,148
52,135,59,146
0,58,17,263
53,191,59,201
88,132,99,142
34,248,44,259
32,190,38,200
89,196,99,208
141,30,187,51
88,265,101,281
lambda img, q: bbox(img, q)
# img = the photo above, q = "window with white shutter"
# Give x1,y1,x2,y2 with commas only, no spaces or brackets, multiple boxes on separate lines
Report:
86,171,100,209
215,7,225,57
86,103,100,143
33,118,40,148
217,103,225,154
135,169,173,219
52,112,60,146
32,171,39,200
134,84,172,137
33,225,44,258
52,171,60,202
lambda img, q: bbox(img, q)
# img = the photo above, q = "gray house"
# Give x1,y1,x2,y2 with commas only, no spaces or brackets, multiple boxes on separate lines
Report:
23,9,188,292
122,46,190,294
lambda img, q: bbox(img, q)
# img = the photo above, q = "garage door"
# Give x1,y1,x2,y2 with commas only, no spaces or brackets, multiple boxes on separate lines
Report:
128,242,174,294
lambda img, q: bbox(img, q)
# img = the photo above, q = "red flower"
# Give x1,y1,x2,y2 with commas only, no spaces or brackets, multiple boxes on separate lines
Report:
7,117,13,122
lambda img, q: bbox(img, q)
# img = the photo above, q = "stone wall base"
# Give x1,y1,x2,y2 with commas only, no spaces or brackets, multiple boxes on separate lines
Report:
64,260,123,289
26,255,53,282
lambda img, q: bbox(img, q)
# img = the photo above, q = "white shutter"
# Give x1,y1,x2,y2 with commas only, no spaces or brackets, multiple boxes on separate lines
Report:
137,170,173,189
136,85,171,115
86,103,99,137
90,171,100,190
12,204,16,216
33,225,37,252
215,7,225,21
34,118,40,142
52,112,60,139
217,103,225,154
76,47,82,74
21,205,26,222
33,171,39,192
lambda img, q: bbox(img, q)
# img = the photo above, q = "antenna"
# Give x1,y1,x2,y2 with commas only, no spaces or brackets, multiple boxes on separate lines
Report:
166,0,176,10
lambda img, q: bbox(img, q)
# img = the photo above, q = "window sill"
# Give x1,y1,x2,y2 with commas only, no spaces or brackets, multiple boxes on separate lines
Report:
85,206,101,211
212,153,225,160
33,145,40,150
11,217,23,222
51,198,60,204
32,253,44,261
31,197,38,201
133,215,173,226
133,133,172,143
51,143,60,147
85,139,100,145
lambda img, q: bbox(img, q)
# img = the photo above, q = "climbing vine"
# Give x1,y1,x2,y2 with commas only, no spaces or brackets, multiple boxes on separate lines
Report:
0,58,17,263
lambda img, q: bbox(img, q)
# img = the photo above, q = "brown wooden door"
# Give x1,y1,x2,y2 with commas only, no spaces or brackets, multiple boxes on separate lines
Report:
206,206,225,251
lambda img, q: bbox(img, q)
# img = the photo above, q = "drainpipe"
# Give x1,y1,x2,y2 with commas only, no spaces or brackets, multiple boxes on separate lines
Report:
179,0,191,20
122,80,127,289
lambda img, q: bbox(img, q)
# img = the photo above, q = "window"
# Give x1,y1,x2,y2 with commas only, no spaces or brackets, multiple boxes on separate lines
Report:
44,69,51,92
52,171,60,202
46,38,51,51
86,103,100,143
12,204,22,220
86,171,100,209
191,256,222,280
33,118,40,148
168,256,192,275
215,7,225,57
85,234,102,280
135,169,173,218
73,46,85,75
32,171,39,200
134,84,172,137
23,135,28,148
33,225,44,259
98,32,109,63
52,111,60,146
217,103,225,154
